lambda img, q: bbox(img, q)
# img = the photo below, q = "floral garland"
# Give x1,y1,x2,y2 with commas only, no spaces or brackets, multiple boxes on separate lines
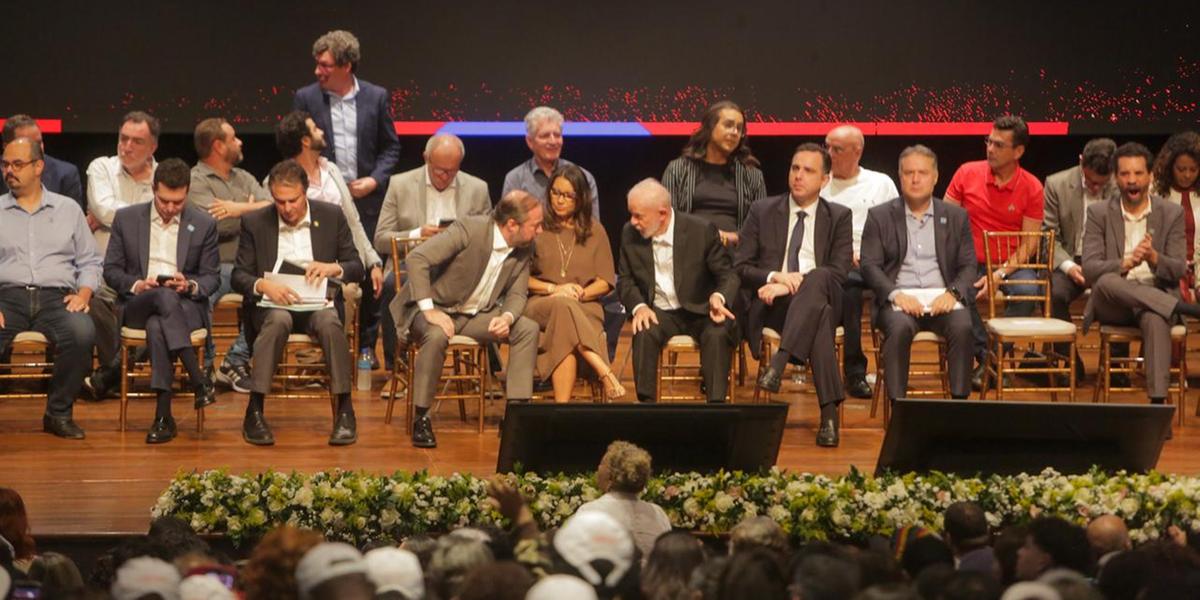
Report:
152,467,1200,546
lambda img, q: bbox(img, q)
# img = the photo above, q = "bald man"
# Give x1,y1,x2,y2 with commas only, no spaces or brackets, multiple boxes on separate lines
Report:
374,134,492,371
821,125,898,399
1086,515,1130,572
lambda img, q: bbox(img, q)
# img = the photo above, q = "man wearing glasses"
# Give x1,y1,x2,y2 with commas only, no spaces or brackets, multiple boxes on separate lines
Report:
944,115,1045,389
0,138,102,439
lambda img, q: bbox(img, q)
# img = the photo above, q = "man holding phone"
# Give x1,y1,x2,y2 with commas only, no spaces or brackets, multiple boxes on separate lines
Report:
103,158,221,443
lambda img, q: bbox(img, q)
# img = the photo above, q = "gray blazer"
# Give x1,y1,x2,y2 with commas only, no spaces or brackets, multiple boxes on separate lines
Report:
1043,165,1118,269
388,216,533,342
374,165,492,257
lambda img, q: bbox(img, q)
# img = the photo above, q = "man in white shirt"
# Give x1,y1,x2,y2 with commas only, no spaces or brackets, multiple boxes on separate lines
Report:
821,125,898,399
389,191,543,448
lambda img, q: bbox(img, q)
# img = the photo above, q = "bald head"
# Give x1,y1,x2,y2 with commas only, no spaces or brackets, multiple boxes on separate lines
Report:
825,125,865,179
424,134,465,192
1086,515,1130,557
627,178,672,238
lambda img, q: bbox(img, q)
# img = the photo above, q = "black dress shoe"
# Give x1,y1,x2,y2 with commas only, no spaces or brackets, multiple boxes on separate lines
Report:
412,415,437,448
757,366,783,393
193,381,217,410
242,410,275,446
816,419,839,447
1110,373,1131,388
145,416,177,444
329,412,357,446
82,371,115,402
42,415,85,440
845,375,872,399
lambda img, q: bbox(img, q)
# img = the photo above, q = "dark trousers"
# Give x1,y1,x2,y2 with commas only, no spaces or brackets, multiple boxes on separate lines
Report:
122,288,205,392
249,308,352,395
0,287,95,417
631,307,735,403
841,269,868,379
88,285,120,370
877,307,974,401
771,269,844,407
968,264,1040,362
379,270,401,368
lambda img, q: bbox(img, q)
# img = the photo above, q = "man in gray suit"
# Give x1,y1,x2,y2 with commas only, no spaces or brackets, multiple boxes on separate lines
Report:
390,191,543,448
860,145,976,403
374,134,492,372
103,158,220,443
1083,142,1200,404
1044,138,1119,380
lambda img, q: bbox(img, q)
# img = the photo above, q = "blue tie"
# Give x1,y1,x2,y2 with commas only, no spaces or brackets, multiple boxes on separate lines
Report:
786,210,807,272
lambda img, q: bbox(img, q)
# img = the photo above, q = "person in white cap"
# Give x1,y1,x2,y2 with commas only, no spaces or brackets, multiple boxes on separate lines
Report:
552,511,639,599
111,556,182,600
364,547,424,600
178,574,235,600
294,542,374,600
526,574,598,600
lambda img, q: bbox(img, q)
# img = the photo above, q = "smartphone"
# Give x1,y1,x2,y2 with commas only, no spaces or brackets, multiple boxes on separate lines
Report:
155,274,173,285
438,218,455,228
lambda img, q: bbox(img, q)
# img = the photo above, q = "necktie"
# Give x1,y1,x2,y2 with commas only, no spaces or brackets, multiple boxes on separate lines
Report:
786,210,807,273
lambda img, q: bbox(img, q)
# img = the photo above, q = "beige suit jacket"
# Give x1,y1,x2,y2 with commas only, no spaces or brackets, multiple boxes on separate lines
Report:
373,165,492,258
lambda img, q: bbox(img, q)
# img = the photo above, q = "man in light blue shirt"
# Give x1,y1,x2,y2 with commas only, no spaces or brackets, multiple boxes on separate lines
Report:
0,138,102,439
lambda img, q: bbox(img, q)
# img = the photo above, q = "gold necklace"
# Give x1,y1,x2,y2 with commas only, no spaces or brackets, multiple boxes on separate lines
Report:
554,228,576,278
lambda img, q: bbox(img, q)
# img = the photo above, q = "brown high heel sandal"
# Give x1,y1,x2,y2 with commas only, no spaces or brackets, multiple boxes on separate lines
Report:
600,369,626,401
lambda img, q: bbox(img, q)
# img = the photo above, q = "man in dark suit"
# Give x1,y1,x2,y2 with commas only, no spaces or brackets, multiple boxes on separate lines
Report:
1082,142,1200,404
0,115,83,212
390,191,543,448
294,29,401,370
103,158,220,443
860,145,976,404
618,178,739,404
232,160,364,446
737,144,853,446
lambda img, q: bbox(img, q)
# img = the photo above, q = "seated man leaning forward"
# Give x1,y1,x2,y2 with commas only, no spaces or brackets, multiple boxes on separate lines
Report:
389,191,543,449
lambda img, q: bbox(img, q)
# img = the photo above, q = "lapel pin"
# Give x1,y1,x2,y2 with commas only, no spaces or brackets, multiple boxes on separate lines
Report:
186,223,195,232
313,220,320,228
939,217,947,224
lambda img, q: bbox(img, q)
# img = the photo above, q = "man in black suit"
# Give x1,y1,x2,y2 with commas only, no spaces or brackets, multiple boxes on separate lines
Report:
0,115,83,211
103,158,220,443
232,160,364,446
618,178,739,403
860,145,976,404
738,143,853,447
293,29,400,370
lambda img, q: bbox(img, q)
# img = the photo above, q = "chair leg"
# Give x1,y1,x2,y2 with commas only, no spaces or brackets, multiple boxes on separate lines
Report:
477,347,486,434
196,341,205,434
405,345,416,434
120,344,129,432
1101,336,1112,404
1068,341,1077,404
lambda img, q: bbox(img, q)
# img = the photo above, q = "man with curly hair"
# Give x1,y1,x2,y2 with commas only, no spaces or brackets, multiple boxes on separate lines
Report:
576,440,671,559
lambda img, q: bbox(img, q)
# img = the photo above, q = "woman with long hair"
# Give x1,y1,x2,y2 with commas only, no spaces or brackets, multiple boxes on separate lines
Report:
1152,131,1200,291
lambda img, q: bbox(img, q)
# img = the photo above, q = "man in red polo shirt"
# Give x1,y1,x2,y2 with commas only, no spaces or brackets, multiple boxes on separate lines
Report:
945,115,1044,388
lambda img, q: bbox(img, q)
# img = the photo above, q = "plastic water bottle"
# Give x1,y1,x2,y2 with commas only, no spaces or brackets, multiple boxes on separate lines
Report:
356,351,372,391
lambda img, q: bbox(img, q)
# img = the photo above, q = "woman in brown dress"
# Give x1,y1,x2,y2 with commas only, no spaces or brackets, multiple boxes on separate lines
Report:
526,165,625,402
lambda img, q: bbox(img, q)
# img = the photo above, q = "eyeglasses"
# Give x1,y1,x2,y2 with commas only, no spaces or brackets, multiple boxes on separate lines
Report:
550,188,577,201
984,137,1012,150
0,158,39,171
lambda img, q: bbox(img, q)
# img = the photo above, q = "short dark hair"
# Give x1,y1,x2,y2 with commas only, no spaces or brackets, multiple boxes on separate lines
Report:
992,115,1029,148
793,142,832,174
123,111,161,141
493,190,540,226
943,502,989,550
1,114,37,144
268,159,308,191
275,111,312,159
193,118,228,159
898,144,939,172
1080,138,1117,175
1113,142,1154,173
1028,517,1094,576
153,158,191,190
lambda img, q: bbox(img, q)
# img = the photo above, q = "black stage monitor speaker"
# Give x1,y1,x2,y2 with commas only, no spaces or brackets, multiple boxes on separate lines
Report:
876,399,1174,476
496,402,790,474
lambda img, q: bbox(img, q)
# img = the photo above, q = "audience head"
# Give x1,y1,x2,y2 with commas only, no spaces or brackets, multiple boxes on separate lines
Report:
852,582,920,600
111,556,181,600
897,144,939,203
986,115,1028,171
789,142,832,204
294,542,374,600
268,160,311,226
194,118,243,167
118,111,160,172
683,100,759,168
790,549,861,600
627,178,672,239
275,110,326,160
428,535,494,600
641,531,706,600
1085,515,1130,561
944,501,990,555
730,516,788,557
1152,130,1200,196
423,134,465,192
1015,517,1093,581
179,573,236,600
493,190,545,248
26,551,84,599
826,125,866,179
992,525,1027,587
150,158,192,223
524,106,565,166
364,547,423,600
239,525,324,600
400,535,437,572
0,488,35,562
544,164,595,242
457,560,534,600
1113,142,1154,206
551,511,638,598
526,574,598,600
933,569,1000,600
1,114,43,150
1079,137,1117,196
899,536,954,580
716,546,788,600
312,30,360,91
1,136,43,196
596,440,653,496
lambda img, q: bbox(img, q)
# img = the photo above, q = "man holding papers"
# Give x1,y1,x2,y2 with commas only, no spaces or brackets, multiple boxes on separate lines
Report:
232,160,363,446
860,145,976,404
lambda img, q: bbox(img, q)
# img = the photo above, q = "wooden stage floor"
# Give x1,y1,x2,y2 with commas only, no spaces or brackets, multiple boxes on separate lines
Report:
3,333,1200,536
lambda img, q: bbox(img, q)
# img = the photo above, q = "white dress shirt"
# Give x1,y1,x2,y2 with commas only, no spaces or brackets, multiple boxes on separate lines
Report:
650,210,681,311
86,155,157,252
328,77,360,183
1122,202,1155,285
767,196,819,282
146,205,180,280
277,206,315,268
306,157,345,206
407,167,459,238
822,167,898,257
418,224,514,320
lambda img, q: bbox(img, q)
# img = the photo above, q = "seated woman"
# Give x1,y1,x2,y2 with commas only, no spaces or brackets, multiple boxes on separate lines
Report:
526,165,624,402
1152,131,1200,293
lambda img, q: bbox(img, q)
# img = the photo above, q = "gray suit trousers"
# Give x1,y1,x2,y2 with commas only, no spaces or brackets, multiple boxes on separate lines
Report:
1091,273,1177,398
877,307,973,401
409,309,538,408
250,308,351,395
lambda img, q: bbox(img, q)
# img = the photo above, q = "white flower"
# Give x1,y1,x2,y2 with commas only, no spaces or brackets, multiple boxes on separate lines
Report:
767,505,789,522
683,498,701,517
714,493,735,514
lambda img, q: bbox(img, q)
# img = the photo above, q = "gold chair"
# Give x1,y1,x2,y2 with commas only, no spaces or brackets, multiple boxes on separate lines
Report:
869,329,949,427
979,230,1077,401
210,293,242,364
118,327,209,432
657,335,738,402
0,331,52,401
385,335,491,433
750,327,847,423
1093,324,1187,427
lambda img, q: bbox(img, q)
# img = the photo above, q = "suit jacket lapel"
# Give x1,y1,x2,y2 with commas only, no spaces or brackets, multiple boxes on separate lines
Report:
671,215,684,287
773,197,790,267
932,201,951,284
813,200,829,266
892,200,908,268
1148,200,1165,253
262,208,280,275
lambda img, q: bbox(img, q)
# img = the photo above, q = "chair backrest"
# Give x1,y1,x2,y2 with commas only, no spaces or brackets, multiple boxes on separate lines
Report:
981,230,1056,319
389,236,430,293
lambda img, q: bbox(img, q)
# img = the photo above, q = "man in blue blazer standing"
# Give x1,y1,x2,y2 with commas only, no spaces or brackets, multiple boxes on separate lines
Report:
293,29,400,369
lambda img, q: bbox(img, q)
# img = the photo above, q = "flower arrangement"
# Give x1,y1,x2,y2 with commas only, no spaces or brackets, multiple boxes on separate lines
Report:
153,467,1200,546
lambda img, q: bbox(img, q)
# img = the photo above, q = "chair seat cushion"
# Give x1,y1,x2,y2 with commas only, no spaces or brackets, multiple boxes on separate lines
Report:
13,331,49,344
666,335,698,349
448,335,481,346
216,293,243,307
1100,324,1187,339
986,317,1076,336
762,327,844,341
913,331,945,343
121,327,207,343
